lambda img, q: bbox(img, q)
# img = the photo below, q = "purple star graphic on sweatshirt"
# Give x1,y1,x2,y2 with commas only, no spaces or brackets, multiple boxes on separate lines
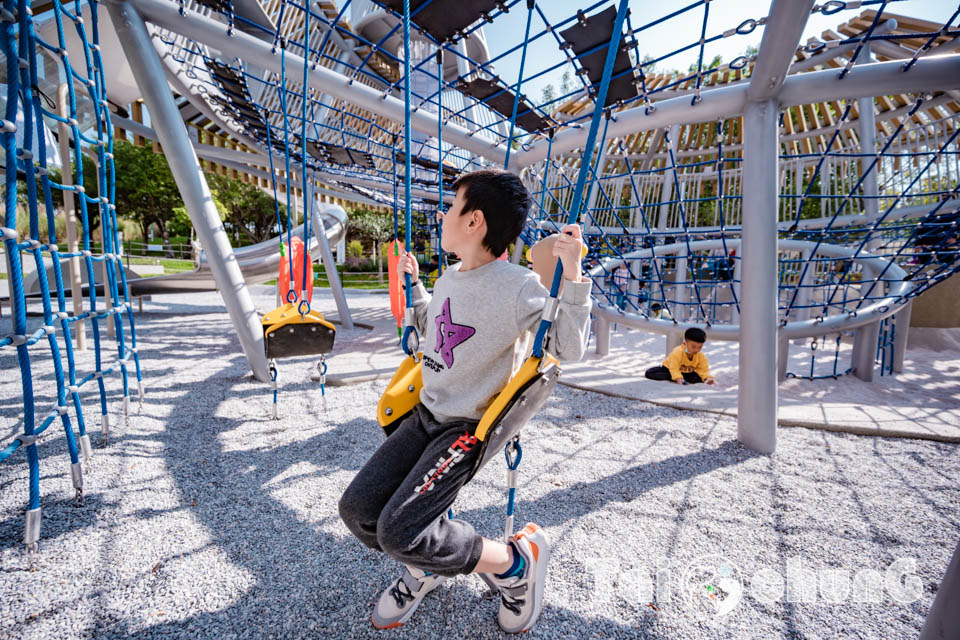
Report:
434,297,476,368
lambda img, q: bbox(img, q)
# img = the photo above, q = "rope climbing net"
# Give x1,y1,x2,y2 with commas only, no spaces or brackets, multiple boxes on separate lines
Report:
1,0,143,560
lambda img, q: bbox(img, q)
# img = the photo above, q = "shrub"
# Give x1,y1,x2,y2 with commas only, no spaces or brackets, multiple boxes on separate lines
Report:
347,240,364,258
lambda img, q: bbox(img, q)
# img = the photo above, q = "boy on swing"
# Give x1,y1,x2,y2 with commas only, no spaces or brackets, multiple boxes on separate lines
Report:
339,170,592,632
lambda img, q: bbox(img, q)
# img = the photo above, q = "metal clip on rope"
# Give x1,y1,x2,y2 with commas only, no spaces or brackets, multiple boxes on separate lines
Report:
503,437,523,543
270,361,279,420
401,308,419,356
317,356,328,412
24,507,41,570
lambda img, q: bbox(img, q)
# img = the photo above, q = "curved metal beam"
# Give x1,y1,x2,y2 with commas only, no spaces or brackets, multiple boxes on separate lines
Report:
587,238,913,340
514,55,960,168
128,0,511,164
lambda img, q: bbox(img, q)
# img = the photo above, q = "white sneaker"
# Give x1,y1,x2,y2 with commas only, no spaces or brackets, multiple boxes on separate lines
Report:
371,564,447,629
488,523,552,633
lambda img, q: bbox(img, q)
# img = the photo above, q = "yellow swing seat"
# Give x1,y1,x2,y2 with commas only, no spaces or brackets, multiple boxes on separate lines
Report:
377,352,561,476
262,302,336,359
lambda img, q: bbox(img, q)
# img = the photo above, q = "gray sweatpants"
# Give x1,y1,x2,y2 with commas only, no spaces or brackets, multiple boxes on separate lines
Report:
338,404,485,577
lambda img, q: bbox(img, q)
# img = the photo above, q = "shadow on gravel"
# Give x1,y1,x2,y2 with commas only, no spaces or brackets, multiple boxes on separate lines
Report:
0,493,104,555
456,439,760,530
77,327,653,638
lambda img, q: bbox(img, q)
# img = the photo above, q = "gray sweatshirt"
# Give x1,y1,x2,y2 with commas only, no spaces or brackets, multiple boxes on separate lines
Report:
408,259,593,424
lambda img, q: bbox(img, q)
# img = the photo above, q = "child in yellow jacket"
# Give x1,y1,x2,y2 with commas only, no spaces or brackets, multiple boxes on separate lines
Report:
645,327,716,385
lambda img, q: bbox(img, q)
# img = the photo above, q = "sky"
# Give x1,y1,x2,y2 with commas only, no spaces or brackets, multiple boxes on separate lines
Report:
481,0,957,107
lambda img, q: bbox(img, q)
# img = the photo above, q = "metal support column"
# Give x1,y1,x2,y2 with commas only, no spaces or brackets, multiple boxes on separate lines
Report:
777,333,789,383
856,44,879,221
795,248,814,322
86,153,115,339
736,0,815,454
852,263,879,381
738,99,780,454
665,331,682,358
595,313,610,356
920,537,960,640
107,0,270,382
675,254,689,323
311,202,354,330
57,83,86,350
892,300,912,373
628,258,641,304
852,322,880,382
657,124,681,231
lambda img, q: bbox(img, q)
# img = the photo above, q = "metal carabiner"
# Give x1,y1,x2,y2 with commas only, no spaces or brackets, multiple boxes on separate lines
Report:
317,356,328,411
401,325,420,356
297,298,311,318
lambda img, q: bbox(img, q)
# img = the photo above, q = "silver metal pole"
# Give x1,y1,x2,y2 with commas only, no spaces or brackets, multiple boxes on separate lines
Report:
856,44,879,221
920,537,960,640
738,99,780,454
776,334,789,383
57,83,86,350
594,314,610,356
128,0,510,165
510,239,525,264
658,125,680,231
106,0,270,382
892,300,912,373
852,262,879,382
514,54,959,168
736,0,815,454
675,254,689,323
311,203,354,330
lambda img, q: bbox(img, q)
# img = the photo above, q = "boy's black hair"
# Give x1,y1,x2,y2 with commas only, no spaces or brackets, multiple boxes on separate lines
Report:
684,327,707,343
451,169,532,257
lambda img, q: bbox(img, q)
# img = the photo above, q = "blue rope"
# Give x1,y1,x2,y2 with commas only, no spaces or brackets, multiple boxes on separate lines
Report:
400,0,417,356
531,0,630,359
435,48,445,279
277,39,298,304
503,0,535,171
2,0,143,530
299,0,312,314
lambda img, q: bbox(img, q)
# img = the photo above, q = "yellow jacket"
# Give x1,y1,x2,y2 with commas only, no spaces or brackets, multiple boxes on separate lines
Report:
662,345,711,381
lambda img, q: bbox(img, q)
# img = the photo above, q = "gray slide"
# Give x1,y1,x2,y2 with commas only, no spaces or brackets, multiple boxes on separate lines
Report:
20,203,354,330
23,204,346,296
124,204,347,296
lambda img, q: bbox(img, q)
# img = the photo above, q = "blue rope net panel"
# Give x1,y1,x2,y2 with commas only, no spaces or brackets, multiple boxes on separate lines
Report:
152,0,955,375
1,0,143,557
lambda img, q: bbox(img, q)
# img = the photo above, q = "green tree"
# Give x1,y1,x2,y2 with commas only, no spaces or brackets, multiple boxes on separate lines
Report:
540,83,556,107
112,140,182,253
348,208,396,283
688,54,723,76
206,173,282,245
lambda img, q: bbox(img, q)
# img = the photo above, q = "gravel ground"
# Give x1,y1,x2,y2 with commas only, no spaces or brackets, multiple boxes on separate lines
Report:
1,291,958,639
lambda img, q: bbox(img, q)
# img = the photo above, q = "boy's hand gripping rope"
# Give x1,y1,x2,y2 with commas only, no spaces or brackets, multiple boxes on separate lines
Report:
532,0,630,359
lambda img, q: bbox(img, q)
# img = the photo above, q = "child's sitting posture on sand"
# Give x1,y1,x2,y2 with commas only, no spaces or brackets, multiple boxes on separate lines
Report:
645,327,715,385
